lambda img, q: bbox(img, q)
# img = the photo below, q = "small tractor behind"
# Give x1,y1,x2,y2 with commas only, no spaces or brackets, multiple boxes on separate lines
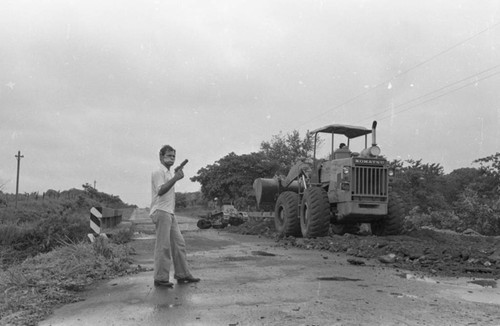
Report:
197,204,247,229
253,121,404,238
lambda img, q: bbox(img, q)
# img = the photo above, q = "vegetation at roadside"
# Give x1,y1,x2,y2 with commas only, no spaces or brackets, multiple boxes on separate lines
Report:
390,157,500,235
0,185,136,266
0,184,137,326
0,237,139,326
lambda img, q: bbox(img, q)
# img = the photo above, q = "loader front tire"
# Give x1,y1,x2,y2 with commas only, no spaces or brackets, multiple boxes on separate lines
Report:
371,194,404,236
274,191,301,237
300,187,330,238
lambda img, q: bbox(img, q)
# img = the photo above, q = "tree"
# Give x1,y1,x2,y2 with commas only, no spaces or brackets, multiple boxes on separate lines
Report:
190,130,315,210
175,192,188,208
389,159,447,212
441,168,484,203
260,129,315,176
181,191,205,207
474,152,500,178
0,182,6,207
472,152,500,199
82,183,96,194
190,152,279,208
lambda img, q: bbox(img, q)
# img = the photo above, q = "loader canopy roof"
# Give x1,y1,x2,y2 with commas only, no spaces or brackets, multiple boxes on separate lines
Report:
309,124,372,139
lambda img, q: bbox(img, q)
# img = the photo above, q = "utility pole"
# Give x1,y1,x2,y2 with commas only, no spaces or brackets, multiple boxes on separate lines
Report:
15,150,24,209
94,180,96,189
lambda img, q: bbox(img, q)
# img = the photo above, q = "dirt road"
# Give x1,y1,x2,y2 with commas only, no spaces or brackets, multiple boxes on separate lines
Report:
40,214,500,326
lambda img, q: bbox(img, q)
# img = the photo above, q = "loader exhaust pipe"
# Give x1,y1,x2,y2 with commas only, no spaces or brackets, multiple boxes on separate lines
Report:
360,121,381,157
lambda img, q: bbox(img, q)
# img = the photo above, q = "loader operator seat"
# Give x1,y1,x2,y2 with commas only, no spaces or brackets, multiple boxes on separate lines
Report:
333,143,352,159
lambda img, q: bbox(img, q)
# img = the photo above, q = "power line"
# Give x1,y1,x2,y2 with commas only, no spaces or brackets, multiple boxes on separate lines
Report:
393,64,500,108
294,20,500,130
358,67,500,124
390,21,500,79
358,64,500,123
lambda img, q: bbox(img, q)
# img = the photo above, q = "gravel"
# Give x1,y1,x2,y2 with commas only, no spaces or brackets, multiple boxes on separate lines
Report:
226,219,500,279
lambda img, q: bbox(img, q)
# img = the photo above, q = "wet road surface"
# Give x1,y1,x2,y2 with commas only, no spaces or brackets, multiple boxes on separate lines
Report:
40,213,500,326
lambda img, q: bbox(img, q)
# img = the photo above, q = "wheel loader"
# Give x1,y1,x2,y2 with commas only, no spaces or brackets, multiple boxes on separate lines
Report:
253,121,404,238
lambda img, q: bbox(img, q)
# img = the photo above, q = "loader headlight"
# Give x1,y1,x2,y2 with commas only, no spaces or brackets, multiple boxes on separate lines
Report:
342,166,350,175
388,169,395,177
369,146,381,156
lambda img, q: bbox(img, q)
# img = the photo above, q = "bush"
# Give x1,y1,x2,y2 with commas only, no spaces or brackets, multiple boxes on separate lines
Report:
110,227,135,244
431,211,462,231
402,207,430,233
453,188,500,235
0,214,89,257
401,190,500,236
402,208,462,233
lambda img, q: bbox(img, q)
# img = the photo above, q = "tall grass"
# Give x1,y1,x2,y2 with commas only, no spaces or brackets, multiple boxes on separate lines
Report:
0,194,134,269
0,224,25,245
0,237,135,326
0,190,138,325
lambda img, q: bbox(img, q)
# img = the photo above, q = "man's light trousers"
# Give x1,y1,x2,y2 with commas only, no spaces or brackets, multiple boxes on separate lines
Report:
151,210,192,282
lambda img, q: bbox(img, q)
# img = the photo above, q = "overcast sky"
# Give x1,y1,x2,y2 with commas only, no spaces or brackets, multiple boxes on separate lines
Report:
1,0,499,208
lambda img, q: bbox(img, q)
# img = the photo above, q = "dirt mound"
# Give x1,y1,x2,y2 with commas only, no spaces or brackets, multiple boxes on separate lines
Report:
227,219,500,279
225,218,275,236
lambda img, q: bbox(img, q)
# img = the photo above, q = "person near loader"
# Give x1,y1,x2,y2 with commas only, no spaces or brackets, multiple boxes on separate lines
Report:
333,142,351,159
150,144,200,287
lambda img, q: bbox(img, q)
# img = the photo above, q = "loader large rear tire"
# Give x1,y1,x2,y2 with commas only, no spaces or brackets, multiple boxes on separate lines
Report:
371,194,404,236
274,191,301,237
300,187,330,238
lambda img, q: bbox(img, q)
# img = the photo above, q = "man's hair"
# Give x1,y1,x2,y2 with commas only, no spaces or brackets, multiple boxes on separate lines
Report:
159,145,176,156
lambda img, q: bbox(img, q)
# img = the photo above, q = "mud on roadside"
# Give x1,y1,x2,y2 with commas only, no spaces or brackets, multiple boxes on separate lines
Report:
225,218,500,279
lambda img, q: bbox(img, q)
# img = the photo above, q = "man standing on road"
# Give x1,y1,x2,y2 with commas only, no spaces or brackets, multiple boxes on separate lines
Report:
150,145,200,287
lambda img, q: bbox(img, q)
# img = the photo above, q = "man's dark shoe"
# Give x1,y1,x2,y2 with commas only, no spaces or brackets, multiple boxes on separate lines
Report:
176,277,200,284
154,280,174,287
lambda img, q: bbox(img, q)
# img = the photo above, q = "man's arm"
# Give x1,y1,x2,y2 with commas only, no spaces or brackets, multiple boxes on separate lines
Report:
157,169,184,196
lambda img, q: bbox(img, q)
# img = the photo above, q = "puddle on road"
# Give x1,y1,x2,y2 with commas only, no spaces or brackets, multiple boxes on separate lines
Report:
389,292,418,299
251,250,276,256
398,272,500,305
396,272,438,283
222,250,277,261
468,279,497,288
154,303,182,309
223,256,256,261
398,272,499,289
457,290,500,305
317,276,362,282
